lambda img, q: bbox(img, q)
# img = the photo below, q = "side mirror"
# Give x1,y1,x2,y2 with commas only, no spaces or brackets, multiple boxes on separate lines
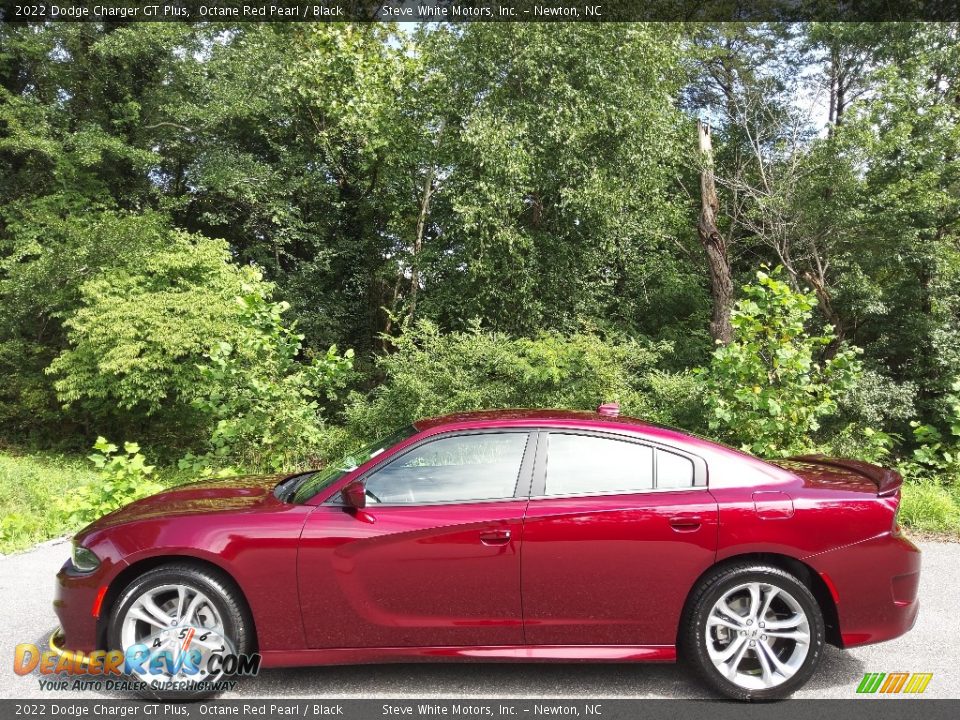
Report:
342,480,367,510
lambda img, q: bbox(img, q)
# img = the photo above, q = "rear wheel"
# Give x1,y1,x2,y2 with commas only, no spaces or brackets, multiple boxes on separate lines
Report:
107,564,253,699
682,563,825,701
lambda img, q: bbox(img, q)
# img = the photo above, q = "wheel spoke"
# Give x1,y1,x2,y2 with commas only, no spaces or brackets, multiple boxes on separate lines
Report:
140,594,175,627
723,638,750,679
708,613,744,632
764,616,803,630
755,642,775,684
715,599,746,626
746,583,761,621
714,635,747,664
765,629,809,642
127,607,168,630
758,586,779,621
181,592,205,625
175,586,188,622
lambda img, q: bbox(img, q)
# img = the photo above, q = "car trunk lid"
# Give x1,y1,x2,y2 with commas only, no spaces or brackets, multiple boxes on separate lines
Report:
772,454,903,497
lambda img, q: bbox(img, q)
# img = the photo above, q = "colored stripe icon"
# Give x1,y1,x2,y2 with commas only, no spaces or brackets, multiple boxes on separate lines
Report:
856,672,933,694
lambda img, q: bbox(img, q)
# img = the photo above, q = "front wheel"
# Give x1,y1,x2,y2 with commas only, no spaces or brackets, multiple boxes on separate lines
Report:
682,563,825,701
107,563,253,699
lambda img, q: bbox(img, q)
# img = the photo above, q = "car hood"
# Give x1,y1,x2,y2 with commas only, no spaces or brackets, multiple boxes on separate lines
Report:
79,473,288,533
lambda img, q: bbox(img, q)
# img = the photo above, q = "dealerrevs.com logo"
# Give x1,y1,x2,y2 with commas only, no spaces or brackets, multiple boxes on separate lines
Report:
15,625,260,694
856,672,933,695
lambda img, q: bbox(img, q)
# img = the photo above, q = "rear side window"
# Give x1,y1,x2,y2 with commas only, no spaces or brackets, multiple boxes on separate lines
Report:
656,449,695,489
543,433,699,496
545,434,653,495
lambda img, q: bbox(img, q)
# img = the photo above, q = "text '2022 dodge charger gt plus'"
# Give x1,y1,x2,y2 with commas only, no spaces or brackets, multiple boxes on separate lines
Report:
51,406,920,700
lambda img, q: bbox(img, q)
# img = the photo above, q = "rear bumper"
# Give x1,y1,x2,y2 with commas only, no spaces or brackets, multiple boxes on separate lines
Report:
805,531,920,648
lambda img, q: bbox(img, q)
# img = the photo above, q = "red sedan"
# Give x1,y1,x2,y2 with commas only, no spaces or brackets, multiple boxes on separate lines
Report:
52,406,920,700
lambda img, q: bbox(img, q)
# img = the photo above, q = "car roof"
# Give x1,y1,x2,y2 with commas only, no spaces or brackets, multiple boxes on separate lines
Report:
410,409,767,468
414,408,671,434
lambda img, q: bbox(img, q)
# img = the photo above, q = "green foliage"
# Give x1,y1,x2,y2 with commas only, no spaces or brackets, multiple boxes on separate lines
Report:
898,481,960,534
185,286,355,473
0,452,98,553
2,21,960,537
700,269,864,457
344,319,672,444
61,437,163,526
900,380,960,484
46,231,261,419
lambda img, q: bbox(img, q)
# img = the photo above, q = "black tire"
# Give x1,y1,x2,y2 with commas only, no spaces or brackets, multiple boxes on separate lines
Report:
680,563,825,701
107,563,254,700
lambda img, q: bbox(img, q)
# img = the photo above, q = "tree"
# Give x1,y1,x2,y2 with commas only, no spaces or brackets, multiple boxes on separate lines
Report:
701,268,863,457
696,120,733,344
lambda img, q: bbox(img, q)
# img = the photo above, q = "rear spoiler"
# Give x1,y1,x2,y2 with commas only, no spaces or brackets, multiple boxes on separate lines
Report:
787,454,903,497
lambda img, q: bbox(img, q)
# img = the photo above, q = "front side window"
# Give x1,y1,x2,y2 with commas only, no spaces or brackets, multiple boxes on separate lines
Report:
545,433,654,495
287,425,418,504
363,432,529,505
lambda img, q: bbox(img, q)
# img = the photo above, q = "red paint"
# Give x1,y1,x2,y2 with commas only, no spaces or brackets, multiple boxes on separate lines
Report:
257,644,676,668
819,571,841,605
52,409,919,670
521,491,717,646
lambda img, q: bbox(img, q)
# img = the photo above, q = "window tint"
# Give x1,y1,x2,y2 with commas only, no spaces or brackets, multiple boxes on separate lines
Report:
364,432,528,504
545,434,653,496
656,449,695,489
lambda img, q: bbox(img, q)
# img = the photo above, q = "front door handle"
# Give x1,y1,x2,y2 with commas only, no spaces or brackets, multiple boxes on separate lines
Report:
669,515,702,532
479,529,511,546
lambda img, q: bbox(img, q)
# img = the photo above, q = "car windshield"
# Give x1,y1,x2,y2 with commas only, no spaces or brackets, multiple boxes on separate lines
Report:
285,425,418,505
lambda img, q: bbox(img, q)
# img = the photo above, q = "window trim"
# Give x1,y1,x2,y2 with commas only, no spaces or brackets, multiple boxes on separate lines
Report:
530,429,708,498
325,428,538,508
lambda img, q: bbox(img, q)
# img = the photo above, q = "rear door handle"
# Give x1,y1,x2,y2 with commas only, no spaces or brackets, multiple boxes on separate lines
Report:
669,515,702,532
479,529,511,546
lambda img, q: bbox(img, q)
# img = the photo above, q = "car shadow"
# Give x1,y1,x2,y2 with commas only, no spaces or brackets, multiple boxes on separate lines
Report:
802,645,867,694
240,662,714,699
34,625,867,700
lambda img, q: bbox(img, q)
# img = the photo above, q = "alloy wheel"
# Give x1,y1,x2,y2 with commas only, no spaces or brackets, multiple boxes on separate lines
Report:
704,581,811,690
119,582,230,686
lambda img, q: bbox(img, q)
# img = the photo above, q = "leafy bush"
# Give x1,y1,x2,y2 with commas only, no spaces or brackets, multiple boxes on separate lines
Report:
185,285,354,473
900,379,960,484
62,437,164,525
45,230,267,438
343,319,673,445
699,268,864,457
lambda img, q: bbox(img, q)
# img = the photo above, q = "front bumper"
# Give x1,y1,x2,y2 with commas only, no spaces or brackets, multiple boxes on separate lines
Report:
53,557,116,654
806,531,921,647
48,627,94,666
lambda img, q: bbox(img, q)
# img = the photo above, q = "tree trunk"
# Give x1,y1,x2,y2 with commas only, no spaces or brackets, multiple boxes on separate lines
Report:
408,121,445,323
407,163,435,323
697,120,734,345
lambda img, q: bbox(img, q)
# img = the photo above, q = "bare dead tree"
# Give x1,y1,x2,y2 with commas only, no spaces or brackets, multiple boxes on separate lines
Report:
717,78,849,346
407,120,445,324
697,120,734,345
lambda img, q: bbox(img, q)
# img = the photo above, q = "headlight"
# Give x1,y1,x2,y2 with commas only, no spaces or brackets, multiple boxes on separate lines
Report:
71,543,100,573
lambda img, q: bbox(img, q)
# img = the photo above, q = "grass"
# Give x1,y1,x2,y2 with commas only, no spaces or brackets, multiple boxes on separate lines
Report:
0,451,99,554
2,449,959,555
0,450,195,554
899,481,960,536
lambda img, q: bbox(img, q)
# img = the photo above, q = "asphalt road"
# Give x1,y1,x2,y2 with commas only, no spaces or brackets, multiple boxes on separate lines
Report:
2,538,957,700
